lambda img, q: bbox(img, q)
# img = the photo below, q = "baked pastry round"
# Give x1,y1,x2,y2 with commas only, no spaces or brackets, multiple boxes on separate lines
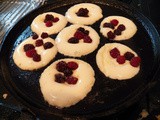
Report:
100,16,137,40
55,24,100,57
39,58,95,108
65,3,103,25
96,43,141,80
13,33,57,70
31,12,67,35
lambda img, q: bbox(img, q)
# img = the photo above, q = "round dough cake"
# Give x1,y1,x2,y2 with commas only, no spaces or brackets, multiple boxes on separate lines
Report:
65,3,103,25
13,36,57,70
39,58,95,108
100,16,137,40
31,12,67,35
55,25,100,57
96,43,140,80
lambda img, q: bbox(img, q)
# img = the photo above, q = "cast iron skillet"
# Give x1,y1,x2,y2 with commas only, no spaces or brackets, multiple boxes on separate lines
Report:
0,0,160,119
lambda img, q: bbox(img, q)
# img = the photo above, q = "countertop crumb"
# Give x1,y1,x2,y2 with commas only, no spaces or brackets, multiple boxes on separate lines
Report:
3,93,8,99
138,109,149,120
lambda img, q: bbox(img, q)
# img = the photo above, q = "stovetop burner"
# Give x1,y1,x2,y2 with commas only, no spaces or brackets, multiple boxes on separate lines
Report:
0,0,160,119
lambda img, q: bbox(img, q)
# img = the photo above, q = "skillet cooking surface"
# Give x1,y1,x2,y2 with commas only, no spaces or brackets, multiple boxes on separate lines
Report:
0,0,160,118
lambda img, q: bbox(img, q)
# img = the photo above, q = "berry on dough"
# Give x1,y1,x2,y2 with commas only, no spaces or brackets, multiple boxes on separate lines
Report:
100,16,137,41
96,43,141,80
31,12,67,35
65,3,103,25
39,58,95,108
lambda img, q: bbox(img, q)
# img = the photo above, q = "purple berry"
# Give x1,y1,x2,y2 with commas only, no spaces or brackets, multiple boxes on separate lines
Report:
23,44,35,52
103,23,114,29
76,8,89,17
66,76,78,84
32,33,39,39
68,37,79,44
56,61,68,72
124,52,135,61
63,68,73,77
33,53,41,62
107,31,115,39
43,42,53,49
35,39,43,47
41,32,48,39
55,73,66,83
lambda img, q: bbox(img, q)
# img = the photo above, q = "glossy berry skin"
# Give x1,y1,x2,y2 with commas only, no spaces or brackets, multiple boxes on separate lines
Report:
55,61,79,84
35,39,43,47
41,32,48,39
114,29,121,35
103,23,114,29
116,55,126,64
77,27,85,33
74,31,85,40
110,19,119,26
68,37,79,44
110,47,120,58
56,61,68,72
67,61,78,70
55,73,66,83
124,52,135,61
45,21,53,27
66,76,78,84
33,54,41,62
32,33,39,39
43,42,53,49
63,68,73,77
83,36,92,43
44,14,54,23
76,8,89,17
53,17,59,22
83,30,89,35
117,24,126,31
23,44,35,52
107,31,115,39
77,27,89,35
130,57,141,67
25,49,37,58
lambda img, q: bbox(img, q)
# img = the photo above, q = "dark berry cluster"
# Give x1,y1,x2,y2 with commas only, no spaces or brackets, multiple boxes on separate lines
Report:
24,44,41,62
68,27,92,44
76,8,89,17
103,19,126,39
55,61,79,84
110,47,141,67
44,14,59,27
23,33,54,62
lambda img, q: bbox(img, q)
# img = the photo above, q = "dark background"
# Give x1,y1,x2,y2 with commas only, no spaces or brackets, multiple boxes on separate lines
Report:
0,0,160,119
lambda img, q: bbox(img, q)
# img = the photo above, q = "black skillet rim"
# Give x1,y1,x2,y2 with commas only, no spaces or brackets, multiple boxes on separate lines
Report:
0,0,160,119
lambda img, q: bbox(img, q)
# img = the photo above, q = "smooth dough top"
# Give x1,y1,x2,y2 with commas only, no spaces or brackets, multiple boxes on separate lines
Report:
100,16,137,40
55,24,100,57
96,43,140,80
13,37,57,70
65,3,103,25
31,12,68,35
39,58,95,108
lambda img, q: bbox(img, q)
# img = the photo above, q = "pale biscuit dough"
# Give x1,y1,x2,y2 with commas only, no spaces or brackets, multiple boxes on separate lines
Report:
31,12,67,35
39,58,95,108
13,37,57,70
100,16,137,40
96,43,140,80
55,24,100,57
65,3,103,25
